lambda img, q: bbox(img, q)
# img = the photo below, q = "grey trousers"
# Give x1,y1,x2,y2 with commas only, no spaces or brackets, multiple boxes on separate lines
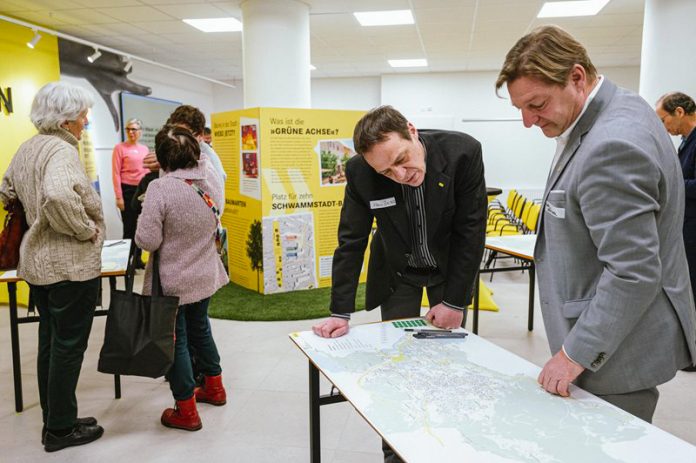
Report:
597,387,660,423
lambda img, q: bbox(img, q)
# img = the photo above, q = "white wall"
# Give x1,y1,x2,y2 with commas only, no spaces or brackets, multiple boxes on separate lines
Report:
63,60,242,239
212,84,244,113
311,77,381,110
307,66,639,195
381,70,553,192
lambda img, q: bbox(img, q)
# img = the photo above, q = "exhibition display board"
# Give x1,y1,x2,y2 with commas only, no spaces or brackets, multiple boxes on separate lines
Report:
211,107,365,294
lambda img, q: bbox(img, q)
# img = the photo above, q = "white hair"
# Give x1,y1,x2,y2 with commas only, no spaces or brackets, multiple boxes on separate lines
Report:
125,118,142,128
30,81,95,132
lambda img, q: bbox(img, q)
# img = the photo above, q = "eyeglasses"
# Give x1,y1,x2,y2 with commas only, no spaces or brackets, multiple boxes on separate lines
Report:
125,127,141,132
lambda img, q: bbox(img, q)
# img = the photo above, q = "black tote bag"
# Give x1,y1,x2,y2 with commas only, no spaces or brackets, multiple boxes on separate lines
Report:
98,249,179,378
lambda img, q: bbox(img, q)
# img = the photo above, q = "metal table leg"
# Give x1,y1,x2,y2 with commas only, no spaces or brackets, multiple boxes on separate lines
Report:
8,282,23,412
473,273,481,335
107,275,122,399
528,263,535,331
309,362,321,463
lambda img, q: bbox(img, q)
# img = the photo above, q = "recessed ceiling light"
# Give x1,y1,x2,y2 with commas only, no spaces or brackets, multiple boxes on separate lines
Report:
309,64,316,71
183,18,243,32
388,59,427,68
537,0,610,18
354,10,414,26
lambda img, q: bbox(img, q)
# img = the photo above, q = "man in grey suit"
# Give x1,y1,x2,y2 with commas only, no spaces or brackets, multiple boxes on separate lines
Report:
496,25,696,422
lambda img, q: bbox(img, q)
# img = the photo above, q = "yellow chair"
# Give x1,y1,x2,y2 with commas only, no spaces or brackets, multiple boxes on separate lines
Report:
524,203,541,233
420,279,498,312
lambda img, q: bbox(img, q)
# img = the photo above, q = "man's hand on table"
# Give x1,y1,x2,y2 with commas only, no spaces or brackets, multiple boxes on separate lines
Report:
538,349,585,397
425,303,464,330
312,317,349,338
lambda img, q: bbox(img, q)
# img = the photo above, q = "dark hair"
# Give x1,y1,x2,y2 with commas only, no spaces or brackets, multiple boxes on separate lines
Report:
155,125,200,172
204,127,211,135
496,25,597,95
353,105,410,155
166,105,206,136
658,92,696,115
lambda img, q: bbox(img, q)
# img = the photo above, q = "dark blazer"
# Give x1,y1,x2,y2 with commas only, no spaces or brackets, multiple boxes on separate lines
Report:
679,128,696,225
329,130,487,314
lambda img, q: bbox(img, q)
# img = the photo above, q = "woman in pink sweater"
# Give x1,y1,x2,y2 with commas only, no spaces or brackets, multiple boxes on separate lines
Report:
135,126,228,431
112,118,149,266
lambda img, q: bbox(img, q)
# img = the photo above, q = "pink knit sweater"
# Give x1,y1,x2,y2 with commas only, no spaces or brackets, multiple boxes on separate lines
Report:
111,142,149,199
135,157,228,305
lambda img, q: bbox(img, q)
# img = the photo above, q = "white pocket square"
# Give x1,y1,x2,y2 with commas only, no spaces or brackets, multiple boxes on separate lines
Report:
545,203,565,219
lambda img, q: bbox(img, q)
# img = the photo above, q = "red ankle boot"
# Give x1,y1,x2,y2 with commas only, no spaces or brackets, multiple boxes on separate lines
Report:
161,396,202,431
194,375,227,406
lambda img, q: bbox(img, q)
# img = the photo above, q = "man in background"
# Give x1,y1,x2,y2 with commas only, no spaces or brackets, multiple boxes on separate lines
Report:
203,126,213,146
496,25,696,422
656,92,696,372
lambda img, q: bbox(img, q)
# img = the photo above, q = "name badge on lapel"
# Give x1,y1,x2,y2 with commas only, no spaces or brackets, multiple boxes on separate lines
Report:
370,197,397,209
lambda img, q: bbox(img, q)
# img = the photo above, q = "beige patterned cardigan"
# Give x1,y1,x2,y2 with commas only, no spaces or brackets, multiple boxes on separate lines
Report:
0,128,105,285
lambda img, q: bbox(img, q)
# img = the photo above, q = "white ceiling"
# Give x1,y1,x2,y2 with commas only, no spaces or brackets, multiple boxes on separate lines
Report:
1,0,645,83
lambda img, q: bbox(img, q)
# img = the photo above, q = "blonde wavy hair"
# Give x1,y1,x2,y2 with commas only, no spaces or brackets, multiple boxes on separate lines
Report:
495,25,597,95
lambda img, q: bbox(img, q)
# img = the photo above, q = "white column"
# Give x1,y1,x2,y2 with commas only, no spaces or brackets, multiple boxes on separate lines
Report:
639,0,696,107
241,0,310,108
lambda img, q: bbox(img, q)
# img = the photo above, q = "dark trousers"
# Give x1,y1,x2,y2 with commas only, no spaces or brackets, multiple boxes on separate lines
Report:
380,278,445,321
166,297,222,401
380,271,447,463
121,183,142,263
684,218,696,303
31,278,99,431
120,183,138,240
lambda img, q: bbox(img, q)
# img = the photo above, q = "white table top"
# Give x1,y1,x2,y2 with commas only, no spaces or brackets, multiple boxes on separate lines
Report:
0,239,131,283
485,234,536,260
290,320,696,462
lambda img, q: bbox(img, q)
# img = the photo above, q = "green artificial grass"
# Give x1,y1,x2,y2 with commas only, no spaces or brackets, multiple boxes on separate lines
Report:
208,282,366,321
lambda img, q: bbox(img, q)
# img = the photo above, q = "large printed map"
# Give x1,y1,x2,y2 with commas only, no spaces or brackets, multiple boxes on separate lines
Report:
290,321,696,462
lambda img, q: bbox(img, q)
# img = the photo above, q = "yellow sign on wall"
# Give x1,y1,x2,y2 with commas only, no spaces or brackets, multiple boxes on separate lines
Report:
0,20,61,305
212,107,366,294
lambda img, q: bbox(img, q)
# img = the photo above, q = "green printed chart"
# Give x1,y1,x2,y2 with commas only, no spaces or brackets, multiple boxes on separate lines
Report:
392,319,427,328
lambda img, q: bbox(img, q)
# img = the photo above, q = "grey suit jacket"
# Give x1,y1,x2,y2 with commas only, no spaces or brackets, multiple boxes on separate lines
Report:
535,79,696,395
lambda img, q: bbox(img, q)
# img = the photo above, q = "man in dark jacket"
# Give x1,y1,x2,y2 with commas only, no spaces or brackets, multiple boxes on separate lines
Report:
313,105,487,338
656,91,696,372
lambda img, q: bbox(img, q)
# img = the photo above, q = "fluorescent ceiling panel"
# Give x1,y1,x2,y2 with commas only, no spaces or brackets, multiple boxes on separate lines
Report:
354,10,414,26
538,0,611,18
388,59,427,68
183,17,242,32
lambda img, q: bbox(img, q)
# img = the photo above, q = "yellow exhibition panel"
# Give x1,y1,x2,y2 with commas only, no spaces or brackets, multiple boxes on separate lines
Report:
212,107,366,294
0,21,61,306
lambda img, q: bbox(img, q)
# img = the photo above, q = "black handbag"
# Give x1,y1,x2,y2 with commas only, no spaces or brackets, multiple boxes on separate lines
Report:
98,248,179,378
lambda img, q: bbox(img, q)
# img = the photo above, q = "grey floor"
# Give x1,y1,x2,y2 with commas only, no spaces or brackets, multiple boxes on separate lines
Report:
1,267,695,462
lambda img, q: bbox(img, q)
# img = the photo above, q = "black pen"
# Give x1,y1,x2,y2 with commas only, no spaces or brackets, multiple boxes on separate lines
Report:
404,328,452,333
413,332,468,339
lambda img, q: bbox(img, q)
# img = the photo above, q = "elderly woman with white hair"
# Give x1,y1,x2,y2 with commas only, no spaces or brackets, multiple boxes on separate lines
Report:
0,81,105,452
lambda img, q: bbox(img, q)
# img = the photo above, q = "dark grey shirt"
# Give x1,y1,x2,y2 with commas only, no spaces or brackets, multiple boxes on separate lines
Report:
402,183,437,268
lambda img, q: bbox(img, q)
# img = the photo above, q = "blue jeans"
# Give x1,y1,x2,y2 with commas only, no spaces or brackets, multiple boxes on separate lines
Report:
166,297,222,401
